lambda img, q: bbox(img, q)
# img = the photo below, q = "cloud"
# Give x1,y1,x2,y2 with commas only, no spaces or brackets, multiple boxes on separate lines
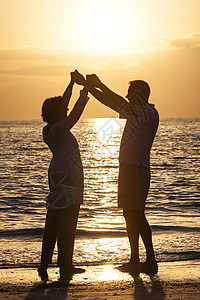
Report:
0,46,120,78
0,34,199,79
0,34,200,119
156,34,200,49
1,33,199,79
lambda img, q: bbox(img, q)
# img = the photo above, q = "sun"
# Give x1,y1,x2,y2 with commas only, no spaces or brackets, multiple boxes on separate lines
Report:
73,1,130,53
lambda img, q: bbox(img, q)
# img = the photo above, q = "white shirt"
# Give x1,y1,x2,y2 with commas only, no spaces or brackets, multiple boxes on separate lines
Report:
119,103,159,168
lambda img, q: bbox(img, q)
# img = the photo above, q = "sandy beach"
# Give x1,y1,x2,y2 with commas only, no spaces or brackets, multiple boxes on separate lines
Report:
0,260,199,299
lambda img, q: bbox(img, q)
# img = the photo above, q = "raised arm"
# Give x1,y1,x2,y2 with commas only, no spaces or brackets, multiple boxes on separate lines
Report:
85,84,120,112
85,74,130,114
62,72,75,107
66,86,89,130
62,70,86,107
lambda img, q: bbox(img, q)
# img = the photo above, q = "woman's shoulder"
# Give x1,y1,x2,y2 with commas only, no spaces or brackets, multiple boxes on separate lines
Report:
43,124,53,138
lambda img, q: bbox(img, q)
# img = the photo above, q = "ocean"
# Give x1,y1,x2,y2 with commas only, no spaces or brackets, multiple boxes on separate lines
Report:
0,118,199,269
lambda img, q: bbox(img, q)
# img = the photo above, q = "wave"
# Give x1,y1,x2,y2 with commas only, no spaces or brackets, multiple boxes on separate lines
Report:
160,251,200,262
0,228,44,237
1,224,200,239
151,225,200,232
0,251,199,270
0,228,126,238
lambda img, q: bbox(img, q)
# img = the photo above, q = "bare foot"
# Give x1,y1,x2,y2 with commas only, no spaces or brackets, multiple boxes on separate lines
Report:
140,260,158,275
37,266,49,282
116,261,140,276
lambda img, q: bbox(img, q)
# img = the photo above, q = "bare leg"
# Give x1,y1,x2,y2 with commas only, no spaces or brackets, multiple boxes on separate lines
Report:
122,209,157,275
138,211,158,274
38,209,58,281
124,209,140,264
117,209,140,276
41,210,58,268
139,212,156,262
57,204,80,270
57,204,84,282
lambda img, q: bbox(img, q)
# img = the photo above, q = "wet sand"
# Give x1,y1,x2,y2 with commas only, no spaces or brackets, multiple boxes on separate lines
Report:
0,261,199,299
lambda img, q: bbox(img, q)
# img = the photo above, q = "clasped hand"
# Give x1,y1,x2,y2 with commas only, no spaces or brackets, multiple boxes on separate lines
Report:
70,70,101,88
70,70,86,85
86,74,101,88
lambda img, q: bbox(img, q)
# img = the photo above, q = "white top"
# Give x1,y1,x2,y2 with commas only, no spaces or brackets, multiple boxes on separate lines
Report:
119,103,159,168
43,88,89,210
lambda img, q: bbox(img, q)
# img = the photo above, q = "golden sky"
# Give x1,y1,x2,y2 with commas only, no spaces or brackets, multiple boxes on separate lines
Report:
0,0,200,120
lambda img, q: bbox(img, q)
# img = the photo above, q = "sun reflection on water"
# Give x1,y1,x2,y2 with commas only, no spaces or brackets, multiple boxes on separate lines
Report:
1,119,200,268
74,237,130,266
90,118,125,159
94,264,130,281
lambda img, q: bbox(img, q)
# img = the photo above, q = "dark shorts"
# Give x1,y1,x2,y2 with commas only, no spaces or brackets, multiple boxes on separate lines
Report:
118,163,150,211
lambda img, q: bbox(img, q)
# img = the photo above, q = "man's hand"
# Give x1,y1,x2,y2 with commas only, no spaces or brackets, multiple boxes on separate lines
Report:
71,70,86,85
86,74,102,88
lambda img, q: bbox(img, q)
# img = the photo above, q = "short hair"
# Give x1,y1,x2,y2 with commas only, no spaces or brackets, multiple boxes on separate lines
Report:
41,96,63,123
129,80,150,102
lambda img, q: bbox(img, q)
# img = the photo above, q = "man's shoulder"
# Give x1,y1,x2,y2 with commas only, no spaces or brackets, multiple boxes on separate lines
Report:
118,102,137,119
143,103,159,118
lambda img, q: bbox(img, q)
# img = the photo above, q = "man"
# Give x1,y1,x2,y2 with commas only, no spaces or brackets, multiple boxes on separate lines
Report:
84,74,159,276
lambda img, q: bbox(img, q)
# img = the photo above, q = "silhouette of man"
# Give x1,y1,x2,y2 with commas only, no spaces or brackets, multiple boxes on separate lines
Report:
84,74,159,276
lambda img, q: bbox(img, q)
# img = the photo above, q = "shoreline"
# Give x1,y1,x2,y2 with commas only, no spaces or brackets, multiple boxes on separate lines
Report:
0,260,200,299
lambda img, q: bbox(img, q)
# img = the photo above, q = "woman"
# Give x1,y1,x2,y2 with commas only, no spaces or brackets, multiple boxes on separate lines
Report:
38,70,88,283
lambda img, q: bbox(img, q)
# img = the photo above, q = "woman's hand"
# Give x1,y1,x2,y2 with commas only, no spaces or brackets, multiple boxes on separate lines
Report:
86,74,102,88
71,70,86,85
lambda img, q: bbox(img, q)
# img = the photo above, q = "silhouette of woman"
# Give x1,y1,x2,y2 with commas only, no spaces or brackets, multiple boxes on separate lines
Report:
38,70,88,283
